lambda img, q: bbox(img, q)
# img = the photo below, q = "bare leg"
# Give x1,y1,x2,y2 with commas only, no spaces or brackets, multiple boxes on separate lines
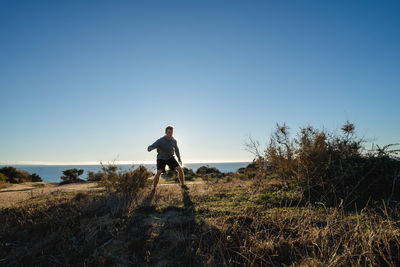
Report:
175,166,185,185
153,169,163,190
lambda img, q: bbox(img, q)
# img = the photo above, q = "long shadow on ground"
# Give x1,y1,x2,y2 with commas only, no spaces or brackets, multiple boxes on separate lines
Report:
117,189,198,266
0,187,224,266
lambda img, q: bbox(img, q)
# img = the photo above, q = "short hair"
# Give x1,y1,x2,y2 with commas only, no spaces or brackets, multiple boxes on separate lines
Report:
165,125,174,133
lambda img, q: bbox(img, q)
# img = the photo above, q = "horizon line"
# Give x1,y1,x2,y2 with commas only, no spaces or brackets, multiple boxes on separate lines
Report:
0,159,253,166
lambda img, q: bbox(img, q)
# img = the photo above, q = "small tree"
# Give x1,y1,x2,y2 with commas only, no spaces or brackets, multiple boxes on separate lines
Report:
0,166,32,183
0,166,18,183
30,173,42,182
60,168,84,184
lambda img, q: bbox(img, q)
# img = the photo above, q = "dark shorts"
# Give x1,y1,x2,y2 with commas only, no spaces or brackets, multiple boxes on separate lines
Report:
157,157,179,173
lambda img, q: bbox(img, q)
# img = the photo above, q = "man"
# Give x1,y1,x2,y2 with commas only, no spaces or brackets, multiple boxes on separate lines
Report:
147,125,189,190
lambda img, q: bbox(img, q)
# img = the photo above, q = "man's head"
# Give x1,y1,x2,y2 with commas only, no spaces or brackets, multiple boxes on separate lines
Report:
165,125,174,139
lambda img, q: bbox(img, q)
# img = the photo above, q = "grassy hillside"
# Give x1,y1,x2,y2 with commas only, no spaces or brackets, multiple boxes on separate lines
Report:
2,121,400,266
1,177,399,266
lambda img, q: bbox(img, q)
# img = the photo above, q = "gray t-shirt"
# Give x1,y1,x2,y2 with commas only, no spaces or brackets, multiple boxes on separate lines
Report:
148,136,181,161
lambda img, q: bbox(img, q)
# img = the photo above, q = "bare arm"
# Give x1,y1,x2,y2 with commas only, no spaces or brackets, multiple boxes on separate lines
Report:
174,140,182,163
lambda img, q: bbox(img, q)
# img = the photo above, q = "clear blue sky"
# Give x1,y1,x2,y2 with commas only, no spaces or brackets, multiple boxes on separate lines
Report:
1,0,399,164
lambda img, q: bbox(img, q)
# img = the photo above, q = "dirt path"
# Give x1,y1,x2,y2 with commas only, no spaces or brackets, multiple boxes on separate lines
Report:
0,182,102,209
0,181,203,209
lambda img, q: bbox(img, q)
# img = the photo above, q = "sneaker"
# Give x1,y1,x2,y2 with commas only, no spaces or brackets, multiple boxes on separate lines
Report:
181,184,189,190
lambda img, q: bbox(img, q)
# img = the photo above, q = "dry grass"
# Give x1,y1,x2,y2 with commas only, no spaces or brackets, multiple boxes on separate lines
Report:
0,182,12,190
247,122,400,207
1,179,399,266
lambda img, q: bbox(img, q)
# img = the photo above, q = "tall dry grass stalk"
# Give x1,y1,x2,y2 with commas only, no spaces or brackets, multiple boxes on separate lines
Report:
246,121,400,207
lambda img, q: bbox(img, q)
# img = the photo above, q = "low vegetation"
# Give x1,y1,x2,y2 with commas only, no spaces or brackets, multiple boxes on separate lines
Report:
0,166,42,185
87,170,105,182
1,178,399,266
247,121,400,208
1,121,399,266
165,166,197,181
98,162,152,197
59,168,85,185
164,165,226,182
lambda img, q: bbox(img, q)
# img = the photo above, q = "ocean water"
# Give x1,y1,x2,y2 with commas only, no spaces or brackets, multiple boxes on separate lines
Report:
0,162,251,183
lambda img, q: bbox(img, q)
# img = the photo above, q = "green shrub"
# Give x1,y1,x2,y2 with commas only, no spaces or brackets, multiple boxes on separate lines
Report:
254,121,400,207
16,169,31,183
97,164,118,191
237,161,259,178
87,170,104,181
0,166,19,183
165,167,197,181
196,166,224,178
99,163,152,196
30,173,43,182
0,173,8,183
60,168,85,184
0,166,35,183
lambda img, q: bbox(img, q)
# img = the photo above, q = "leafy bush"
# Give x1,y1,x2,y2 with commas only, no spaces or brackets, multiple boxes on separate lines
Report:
87,170,105,181
98,163,152,196
30,173,43,182
237,161,258,178
252,121,400,207
0,166,42,183
0,166,17,183
15,169,31,183
0,173,7,183
165,167,196,181
60,168,85,184
196,166,224,178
